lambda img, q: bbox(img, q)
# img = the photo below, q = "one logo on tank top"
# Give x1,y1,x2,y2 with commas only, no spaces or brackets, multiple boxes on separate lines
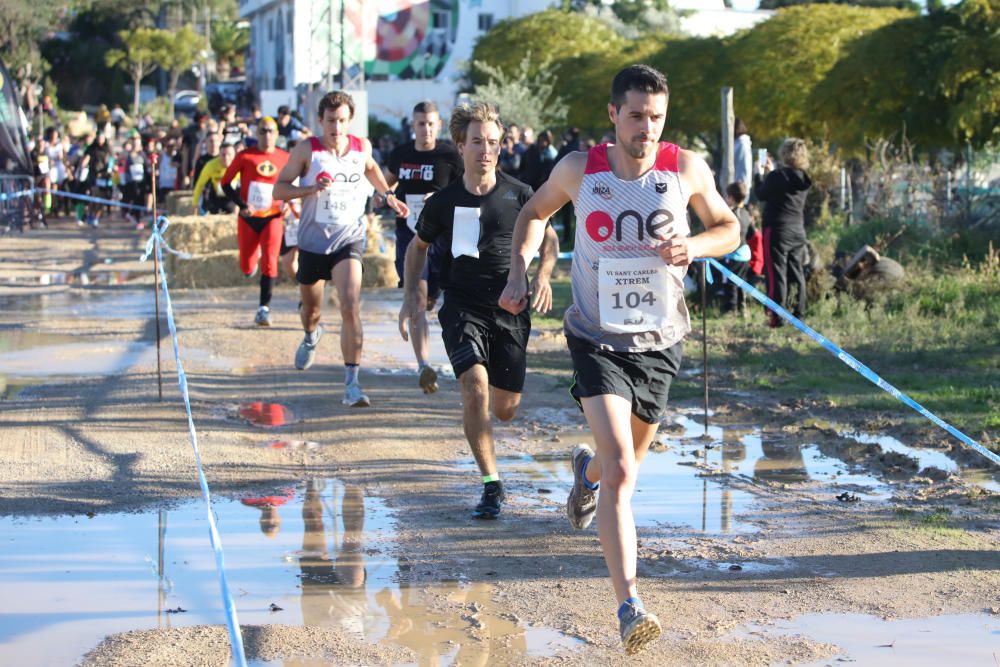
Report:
655,182,668,194
256,161,278,177
398,162,434,181
584,209,674,243
317,170,362,183
502,190,518,200
592,182,613,200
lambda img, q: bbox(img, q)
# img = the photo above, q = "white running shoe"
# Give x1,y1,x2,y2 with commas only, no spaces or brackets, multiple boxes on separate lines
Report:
295,325,323,370
342,382,371,407
254,306,271,327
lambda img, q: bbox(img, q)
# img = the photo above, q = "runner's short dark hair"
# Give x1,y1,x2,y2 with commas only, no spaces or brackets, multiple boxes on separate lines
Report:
611,64,669,111
318,91,355,119
413,100,439,116
726,181,748,202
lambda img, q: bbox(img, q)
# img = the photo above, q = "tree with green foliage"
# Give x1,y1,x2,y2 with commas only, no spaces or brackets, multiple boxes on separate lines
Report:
471,55,568,131
726,5,912,144
106,29,162,118
811,0,1000,150
155,25,205,118
470,10,626,87
211,20,249,80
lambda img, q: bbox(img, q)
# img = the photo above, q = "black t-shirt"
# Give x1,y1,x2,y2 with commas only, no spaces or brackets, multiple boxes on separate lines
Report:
416,171,533,307
84,143,111,182
388,141,463,232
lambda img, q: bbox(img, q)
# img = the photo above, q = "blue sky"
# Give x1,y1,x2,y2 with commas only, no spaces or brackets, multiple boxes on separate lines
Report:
728,0,959,10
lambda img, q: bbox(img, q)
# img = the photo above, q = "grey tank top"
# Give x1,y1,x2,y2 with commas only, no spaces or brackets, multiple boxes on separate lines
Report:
564,142,692,352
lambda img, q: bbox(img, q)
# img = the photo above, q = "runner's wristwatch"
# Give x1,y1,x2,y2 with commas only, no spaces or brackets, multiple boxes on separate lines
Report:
383,191,396,200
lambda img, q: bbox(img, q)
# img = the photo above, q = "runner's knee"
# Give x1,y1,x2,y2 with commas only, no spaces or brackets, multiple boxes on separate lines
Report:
599,458,637,495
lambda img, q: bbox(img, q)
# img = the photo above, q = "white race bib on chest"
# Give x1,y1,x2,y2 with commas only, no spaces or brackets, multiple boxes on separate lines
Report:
451,206,481,259
315,186,354,225
247,181,274,213
598,256,673,334
405,193,426,233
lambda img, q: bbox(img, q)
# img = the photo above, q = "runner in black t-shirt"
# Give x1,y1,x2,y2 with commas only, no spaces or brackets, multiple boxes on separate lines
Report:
398,101,559,520
386,101,463,394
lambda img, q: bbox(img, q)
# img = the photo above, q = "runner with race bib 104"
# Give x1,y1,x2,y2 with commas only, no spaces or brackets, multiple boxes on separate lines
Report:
499,64,740,656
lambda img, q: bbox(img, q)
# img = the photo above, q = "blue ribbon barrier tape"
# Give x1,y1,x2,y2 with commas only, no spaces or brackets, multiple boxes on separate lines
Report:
40,188,151,212
701,257,998,467
140,217,248,666
0,188,35,202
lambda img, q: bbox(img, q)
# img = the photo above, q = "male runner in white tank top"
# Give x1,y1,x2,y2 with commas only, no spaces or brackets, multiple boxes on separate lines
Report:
273,91,408,408
500,64,740,655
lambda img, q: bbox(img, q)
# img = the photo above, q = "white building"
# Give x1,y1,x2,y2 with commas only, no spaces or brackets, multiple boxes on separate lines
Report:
239,0,771,130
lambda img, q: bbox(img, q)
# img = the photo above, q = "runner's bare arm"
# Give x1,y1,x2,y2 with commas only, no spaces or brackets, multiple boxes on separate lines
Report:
500,152,585,315
658,150,740,267
398,237,431,341
529,224,560,313
273,141,324,201
363,138,409,219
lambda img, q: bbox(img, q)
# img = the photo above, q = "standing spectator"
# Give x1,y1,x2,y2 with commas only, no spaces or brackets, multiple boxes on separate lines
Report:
754,138,812,327
111,104,128,139
499,133,520,176
220,104,243,146
554,127,581,243
95,104,112,139
720,182,755,316
120,138,148,228
733,118,752,204
155,135,181,204
192,130,223,190
276,105,309,141
180,111,209,187
520,130,557,191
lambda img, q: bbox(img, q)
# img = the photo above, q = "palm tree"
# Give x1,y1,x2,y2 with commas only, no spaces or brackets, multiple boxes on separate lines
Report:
211,21,249,81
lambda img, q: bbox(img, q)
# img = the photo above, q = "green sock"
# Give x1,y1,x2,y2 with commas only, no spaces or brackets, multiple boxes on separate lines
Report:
482,473,500,484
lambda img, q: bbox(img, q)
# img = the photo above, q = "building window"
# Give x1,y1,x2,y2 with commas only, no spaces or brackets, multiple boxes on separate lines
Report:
433,10,449,29
287,9,294,33
268,19,273,41
478,13,493,32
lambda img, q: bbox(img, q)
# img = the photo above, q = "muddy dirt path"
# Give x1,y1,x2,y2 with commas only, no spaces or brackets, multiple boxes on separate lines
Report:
1,221,998,666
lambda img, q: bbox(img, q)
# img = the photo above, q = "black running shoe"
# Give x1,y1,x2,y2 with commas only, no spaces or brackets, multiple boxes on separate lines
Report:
472,481,505,519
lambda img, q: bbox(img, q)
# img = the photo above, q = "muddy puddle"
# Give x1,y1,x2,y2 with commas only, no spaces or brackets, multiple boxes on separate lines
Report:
735,612,1000,665
491,408,999,533
0,320,236,400
0,269,143,287
0,479,581,666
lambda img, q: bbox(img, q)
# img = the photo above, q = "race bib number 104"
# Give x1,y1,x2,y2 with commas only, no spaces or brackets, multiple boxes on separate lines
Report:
598,256,673,334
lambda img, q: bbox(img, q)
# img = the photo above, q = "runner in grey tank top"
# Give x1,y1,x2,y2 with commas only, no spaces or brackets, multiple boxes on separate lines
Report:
499,65,740,656
273,91,408,408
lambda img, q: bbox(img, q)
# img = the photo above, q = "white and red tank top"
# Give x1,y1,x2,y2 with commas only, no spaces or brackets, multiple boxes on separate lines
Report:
564,142,692,352
297,135,371,255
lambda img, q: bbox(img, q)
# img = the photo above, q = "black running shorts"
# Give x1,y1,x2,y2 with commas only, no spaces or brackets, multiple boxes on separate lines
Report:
296,242,364,285
438,299,530,393
567,334,683,425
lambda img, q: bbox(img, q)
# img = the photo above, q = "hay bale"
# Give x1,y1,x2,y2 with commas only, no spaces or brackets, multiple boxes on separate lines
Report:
163,190,195,216
165,249,245,288
163,214,238,255
362,254,398,288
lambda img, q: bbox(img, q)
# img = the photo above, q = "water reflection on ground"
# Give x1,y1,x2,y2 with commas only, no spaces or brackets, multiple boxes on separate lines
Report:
0,479,581,666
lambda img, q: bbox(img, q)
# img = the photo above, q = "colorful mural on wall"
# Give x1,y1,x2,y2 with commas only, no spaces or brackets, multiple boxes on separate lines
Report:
365,0,460,80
